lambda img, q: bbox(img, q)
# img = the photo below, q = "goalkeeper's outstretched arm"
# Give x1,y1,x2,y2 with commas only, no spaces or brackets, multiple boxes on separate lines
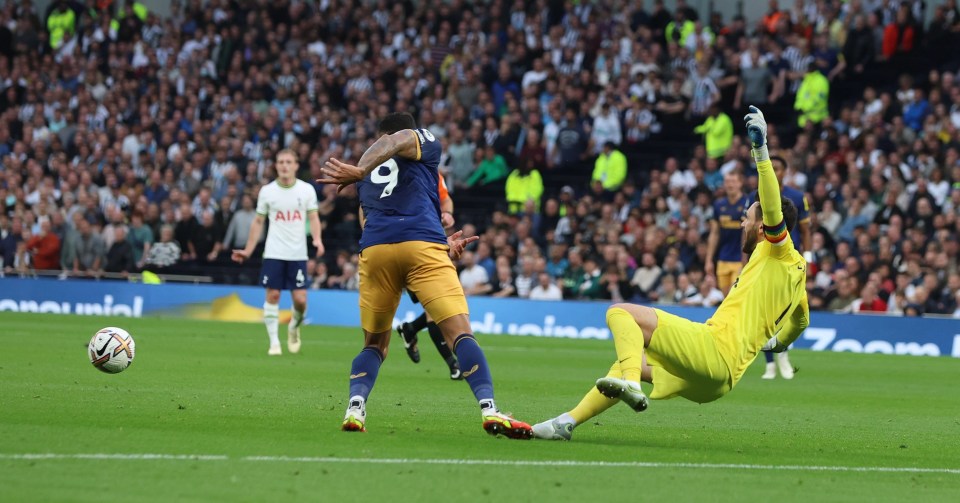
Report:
744,106,789,245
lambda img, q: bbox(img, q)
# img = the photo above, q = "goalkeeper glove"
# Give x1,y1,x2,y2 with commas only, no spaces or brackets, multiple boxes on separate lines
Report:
762,336,787,353
743,105,769,162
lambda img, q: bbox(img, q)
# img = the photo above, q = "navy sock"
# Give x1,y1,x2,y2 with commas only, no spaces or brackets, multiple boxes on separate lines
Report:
409,312,428,333
427,322,456,366
764,351,774,363
452,334,494,402
348,347,383,401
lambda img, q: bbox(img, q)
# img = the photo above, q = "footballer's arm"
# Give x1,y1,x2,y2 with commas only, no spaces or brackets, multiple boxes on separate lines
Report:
705,218,719,276
320,130,421,189
357,129,421,174
765,297,809,352
745,106,788,245
232,214,265,262
308,210,324,257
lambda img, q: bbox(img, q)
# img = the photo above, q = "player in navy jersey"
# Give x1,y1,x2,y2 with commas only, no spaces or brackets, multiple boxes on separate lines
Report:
397,174,464,380
706,172,750,295
319,112,532,439
747,155,810,380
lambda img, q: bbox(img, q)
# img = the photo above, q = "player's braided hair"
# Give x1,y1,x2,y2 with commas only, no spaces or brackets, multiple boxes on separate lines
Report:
378,112,417,135
756,196,799,232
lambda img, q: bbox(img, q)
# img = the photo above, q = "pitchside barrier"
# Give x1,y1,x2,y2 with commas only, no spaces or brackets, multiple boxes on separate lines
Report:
1,277,958,358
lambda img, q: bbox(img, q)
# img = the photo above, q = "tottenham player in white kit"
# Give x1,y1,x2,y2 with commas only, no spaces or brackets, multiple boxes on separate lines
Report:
233,149,324,355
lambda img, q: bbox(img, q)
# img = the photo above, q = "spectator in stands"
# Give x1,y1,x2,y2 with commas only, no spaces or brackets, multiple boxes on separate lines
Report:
684,274,725,307
599,264,632,302
505,155,544,214
191,210,223,264
654,273,679,305
62,218,105,277
307,259,328,290
591,141,628,194
529,272,563,301
46,1,75,50
630,251,662,301
105,226,136,276
561,248,586,298
576,256,604,300
326,262,359,291
828,272,860,313
127,212,153,270
555,107,590,172
466,145,509,189
882,3,916,63
459,251,492,296
490,264,517,298
591,102,622,154
0,215,20,272
101,208,127,250
693,105,733,160
25,220,60,271
143,225,180,273
795,61,830,128
856,282,888,313
222,194,258,252
174,203,199,262
514,257,536,299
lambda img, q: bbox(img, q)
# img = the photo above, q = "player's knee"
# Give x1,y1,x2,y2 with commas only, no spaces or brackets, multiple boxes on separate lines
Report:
266,290,281,304
292,293,307,309
605,303,633,321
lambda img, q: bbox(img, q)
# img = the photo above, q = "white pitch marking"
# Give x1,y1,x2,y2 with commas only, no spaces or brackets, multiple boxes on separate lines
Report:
0,453,227,461
1,453,958,475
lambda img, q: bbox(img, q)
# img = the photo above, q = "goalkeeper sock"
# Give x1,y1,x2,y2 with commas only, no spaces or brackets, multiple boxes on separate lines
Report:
452,334,494,402
348,347,383,401
263,302,280,347
427,322,457,367
569,361,621,423
409,311,428,333
606,307,644,383
292,307,305,328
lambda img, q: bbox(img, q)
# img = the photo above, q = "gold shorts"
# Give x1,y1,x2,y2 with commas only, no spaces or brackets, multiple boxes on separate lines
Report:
358,241,468,333
716,260,743,292
646,309,732,404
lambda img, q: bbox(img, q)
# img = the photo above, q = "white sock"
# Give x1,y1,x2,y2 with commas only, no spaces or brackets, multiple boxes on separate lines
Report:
557,412,577,427
263,302,280,347
292,307,305,328
479,398,497,415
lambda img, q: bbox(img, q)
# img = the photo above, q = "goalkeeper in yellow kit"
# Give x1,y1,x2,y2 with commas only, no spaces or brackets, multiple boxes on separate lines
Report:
533,106,810,440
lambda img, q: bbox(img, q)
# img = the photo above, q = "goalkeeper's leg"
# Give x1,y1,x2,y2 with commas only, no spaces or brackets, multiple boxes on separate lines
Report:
533,361,623,440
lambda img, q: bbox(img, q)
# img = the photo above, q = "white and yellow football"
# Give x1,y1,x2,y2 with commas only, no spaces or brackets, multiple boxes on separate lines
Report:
88,327,136,374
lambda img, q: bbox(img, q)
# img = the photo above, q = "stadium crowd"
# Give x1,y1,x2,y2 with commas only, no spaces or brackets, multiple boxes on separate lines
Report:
1,0,960,318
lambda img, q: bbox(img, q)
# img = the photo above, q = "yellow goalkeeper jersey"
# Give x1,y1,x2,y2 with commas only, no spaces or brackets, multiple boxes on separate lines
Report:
707,158,809,386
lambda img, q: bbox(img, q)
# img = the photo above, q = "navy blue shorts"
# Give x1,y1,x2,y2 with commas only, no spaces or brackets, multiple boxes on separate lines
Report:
260,259,308,290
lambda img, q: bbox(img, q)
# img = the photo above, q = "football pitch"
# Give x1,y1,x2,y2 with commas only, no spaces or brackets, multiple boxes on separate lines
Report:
1,312,958,502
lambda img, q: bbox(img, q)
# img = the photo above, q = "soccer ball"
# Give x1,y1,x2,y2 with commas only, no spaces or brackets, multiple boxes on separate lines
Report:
88,327,136,374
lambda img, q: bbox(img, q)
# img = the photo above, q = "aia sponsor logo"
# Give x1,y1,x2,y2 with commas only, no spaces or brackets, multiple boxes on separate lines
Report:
275,210,303,222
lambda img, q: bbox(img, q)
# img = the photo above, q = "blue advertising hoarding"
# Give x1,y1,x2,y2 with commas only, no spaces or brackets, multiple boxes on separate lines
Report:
1,278,958,358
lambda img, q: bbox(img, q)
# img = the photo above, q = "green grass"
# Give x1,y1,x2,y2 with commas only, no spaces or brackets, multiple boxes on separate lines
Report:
1,312,958,502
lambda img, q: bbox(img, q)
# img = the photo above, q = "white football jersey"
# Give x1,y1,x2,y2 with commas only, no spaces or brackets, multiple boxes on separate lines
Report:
256,180,319,261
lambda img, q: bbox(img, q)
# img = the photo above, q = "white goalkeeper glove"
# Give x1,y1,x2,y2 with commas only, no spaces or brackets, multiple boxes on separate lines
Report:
744,105,769,162
762,336,787,353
